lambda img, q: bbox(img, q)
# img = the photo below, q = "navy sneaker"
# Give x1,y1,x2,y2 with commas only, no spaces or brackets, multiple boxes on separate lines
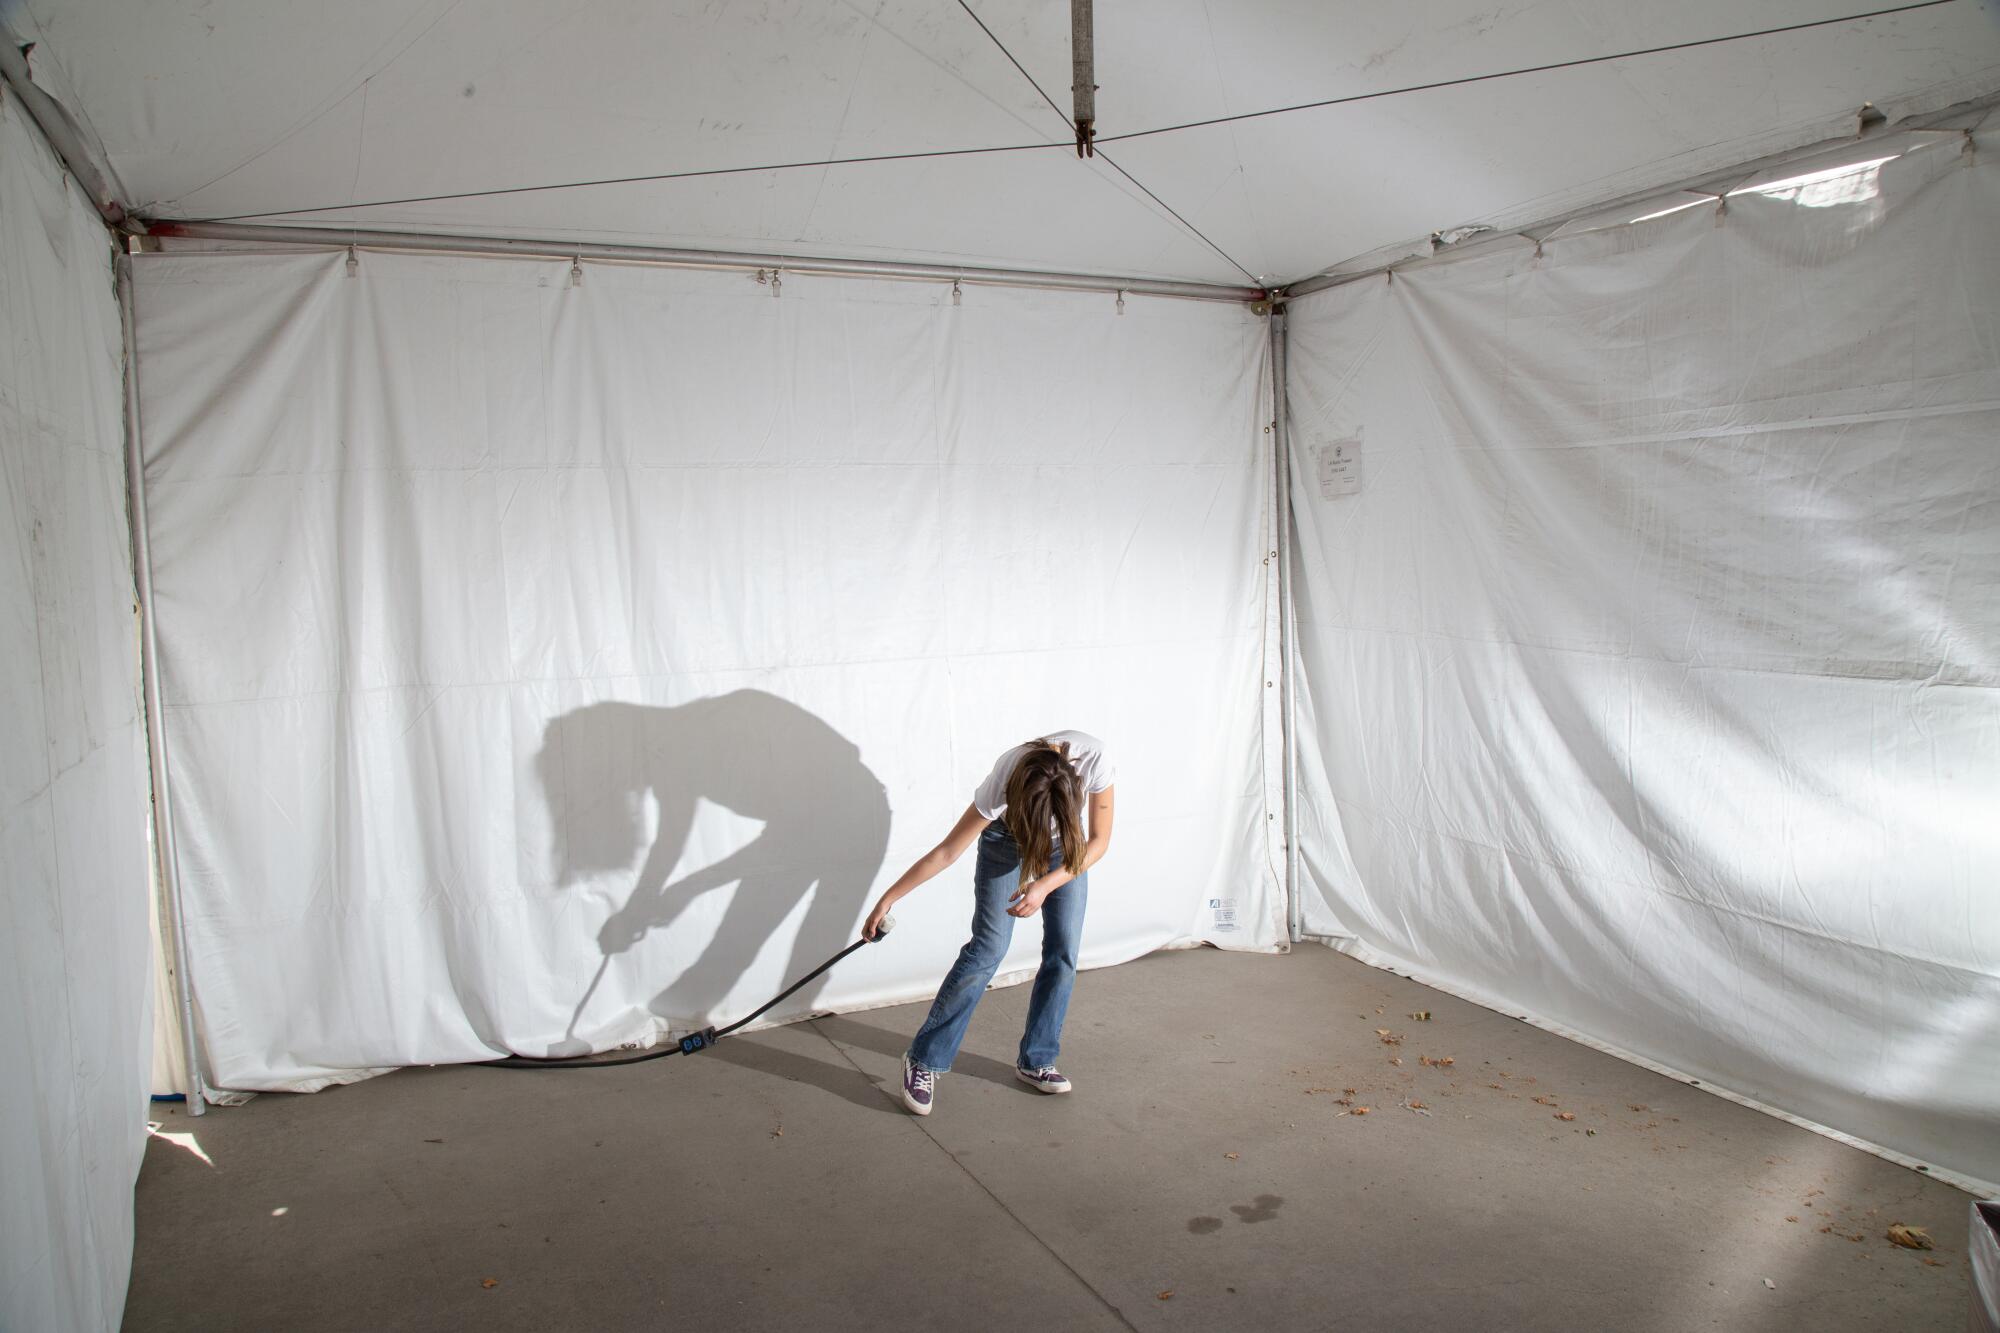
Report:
902,1056,936,1115
1016,1065,1072,1094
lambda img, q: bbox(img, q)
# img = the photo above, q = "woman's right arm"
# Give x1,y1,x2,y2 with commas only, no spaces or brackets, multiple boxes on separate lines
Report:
860,803,991,940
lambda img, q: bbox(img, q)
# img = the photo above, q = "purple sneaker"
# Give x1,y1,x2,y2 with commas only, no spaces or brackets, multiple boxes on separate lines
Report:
902,1056,936,1115
1016,1065,1072,1094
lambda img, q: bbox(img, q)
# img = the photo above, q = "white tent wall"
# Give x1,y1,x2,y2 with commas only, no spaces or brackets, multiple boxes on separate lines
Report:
1281,127,2000,1190
129,248,1281,1093
0,95,157,1332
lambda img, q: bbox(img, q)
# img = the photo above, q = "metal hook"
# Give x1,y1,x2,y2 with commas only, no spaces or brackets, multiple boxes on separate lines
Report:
570,257,583,287
345,246,358,278
770,269,782,298
1115,289,1126,315
952,279,962,307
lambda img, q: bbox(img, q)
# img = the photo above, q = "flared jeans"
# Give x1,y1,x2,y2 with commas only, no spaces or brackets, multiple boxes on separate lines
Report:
907,822,1087,1072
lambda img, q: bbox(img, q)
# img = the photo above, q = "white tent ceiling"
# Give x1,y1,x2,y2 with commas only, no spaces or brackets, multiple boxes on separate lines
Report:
11,0,2000,285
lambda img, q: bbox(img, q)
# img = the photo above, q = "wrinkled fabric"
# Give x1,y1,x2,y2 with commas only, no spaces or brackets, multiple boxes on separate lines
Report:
1285,132,2000,1190
132,252,1284,1091
0,100,156,1332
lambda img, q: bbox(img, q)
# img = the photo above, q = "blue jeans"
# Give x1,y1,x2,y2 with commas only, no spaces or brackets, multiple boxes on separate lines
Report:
907,823,1088,1073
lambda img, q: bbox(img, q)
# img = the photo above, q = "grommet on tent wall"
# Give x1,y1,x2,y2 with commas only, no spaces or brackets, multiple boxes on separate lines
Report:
344,246,357,278
570,257,582,288
952,279,962,307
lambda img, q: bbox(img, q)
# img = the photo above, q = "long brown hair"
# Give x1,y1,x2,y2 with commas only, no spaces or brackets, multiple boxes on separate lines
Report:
1003,739,1087,879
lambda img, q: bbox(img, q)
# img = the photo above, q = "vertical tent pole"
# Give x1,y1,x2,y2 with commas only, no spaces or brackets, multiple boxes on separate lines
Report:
117,252,208,1115
1070,0,1095,156
1270,305,1304,942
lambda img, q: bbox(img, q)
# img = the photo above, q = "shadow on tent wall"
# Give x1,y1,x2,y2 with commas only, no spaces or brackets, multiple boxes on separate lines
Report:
535,691,891,1049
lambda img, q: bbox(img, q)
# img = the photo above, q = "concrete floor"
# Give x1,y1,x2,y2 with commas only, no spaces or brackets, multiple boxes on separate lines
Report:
126,947,1978,1331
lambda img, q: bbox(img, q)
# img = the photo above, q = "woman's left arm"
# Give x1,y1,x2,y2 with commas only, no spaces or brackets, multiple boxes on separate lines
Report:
1008,785,1115,918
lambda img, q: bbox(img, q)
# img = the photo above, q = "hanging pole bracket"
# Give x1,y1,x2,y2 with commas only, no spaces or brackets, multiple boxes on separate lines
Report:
1071,0,1096,157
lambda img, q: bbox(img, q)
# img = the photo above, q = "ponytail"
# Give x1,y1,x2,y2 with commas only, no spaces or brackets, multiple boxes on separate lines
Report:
1003,740,1088,878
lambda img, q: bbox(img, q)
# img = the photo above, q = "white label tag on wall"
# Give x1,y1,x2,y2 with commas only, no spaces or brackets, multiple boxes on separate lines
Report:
1209,898,1238,933
1315,437,1362,498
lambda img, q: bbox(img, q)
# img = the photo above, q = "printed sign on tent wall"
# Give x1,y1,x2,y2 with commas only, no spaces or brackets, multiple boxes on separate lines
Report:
1313,434,1362,498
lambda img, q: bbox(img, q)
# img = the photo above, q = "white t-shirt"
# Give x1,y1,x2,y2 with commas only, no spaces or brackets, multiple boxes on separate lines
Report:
972,730,1115,820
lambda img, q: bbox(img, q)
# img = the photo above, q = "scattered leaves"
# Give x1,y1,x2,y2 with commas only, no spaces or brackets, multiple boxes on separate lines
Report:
1350,1106,1371,1116
480,1278,500,1290
1628,1104,1648,1112
1409,1011,1431,1021
1157,1290,1173,1301
1887,1225,1935,1251
1389,1057,1403,1066
1533,1095,1558,1106
1922,1258,1945,1268
1225,1152,1239,1161
1555,1112,1576,1121
1419,1055,1454,1068
1407,1100,1428,1110
1376,1030,1403,1046
1786,1216,1798,1223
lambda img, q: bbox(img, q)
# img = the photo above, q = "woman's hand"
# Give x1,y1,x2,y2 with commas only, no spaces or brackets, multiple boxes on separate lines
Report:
861,897,894,941
1007,880,1053,918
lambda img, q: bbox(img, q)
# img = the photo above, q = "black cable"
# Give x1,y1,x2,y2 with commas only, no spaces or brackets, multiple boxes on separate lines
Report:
480,922,892,1070
181,0,1954,239
953,0,1069,125
1095,0,1958,147
188,140,1061,223
951,0,1261,282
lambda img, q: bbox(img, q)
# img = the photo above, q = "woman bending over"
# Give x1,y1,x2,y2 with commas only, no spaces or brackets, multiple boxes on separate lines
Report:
861,732,1115,1116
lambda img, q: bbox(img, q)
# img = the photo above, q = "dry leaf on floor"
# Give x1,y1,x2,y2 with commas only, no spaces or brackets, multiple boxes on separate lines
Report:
1922,1258,1945,1268
1410,1011,1431,1021
1628,1104,1648,1112
1389,1057,1404,1066
1887,1225,1934,1251
1533,1095,1558,1106
481,1278,500,1289
1555,1112,1576,1121
1352,1106,1371,1115
1762,1278,1776,1290
1157,1290,1173,1301
1334,1097,1354,1107
1344,1088,1357,1095
1225,1152,1239,1160
1786,1216,1798,1223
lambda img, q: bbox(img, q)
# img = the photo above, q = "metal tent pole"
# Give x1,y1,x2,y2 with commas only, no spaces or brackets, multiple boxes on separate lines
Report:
1270,305,1304,943
0,28,126,224
117,253,207,1115
139,220,1265,304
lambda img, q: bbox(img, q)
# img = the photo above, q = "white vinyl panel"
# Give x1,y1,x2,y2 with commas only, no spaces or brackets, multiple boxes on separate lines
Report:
1285,128,2000,1188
